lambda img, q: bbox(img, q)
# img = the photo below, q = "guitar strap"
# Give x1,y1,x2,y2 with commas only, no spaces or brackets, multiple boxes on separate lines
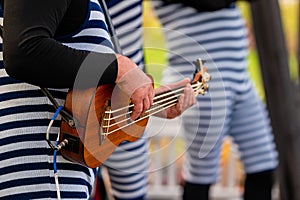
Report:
98,0,122,54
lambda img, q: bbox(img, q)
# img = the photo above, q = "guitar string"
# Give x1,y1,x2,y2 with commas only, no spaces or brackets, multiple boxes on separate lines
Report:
103,106,112,136
103,92,182,122
102,101,177,136
103,83,204,125
102,98,179,129
101,83,205,136
105,82,203,114
103,83,203,121
104,82,203,115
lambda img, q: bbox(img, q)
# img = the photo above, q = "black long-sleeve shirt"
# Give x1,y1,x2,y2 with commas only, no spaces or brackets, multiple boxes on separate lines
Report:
2,0,118,88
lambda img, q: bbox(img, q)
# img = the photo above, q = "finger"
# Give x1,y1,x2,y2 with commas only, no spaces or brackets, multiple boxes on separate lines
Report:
191,86,196,105
183,86,189,109
186,84,195,106
148,87,155,106
155,78,191,94
143,97,151,113
176,93,184,114
131,101,143,121
169,78,191,90
181,84,194,111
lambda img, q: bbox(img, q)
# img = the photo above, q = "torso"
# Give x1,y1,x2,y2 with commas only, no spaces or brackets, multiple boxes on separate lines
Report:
0,0,112,198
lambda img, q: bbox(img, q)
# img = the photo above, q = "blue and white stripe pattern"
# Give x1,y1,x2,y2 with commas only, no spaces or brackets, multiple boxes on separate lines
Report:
152,1,278,184
57,0,114,54
102,1,150,200
0,0,113,199
107,0,144,69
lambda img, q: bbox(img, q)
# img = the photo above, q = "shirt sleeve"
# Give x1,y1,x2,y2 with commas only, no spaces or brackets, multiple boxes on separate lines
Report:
3,0,118,88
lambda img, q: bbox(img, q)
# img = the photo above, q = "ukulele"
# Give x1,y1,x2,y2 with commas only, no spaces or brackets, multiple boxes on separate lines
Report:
59,59,210,168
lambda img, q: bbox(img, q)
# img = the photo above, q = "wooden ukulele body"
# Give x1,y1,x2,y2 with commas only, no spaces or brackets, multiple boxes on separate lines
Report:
60,84,148,168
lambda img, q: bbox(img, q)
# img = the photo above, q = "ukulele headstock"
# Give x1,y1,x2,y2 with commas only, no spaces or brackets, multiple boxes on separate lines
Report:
192,58,211,95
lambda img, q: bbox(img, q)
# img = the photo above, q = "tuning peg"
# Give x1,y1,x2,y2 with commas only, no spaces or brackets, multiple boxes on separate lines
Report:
193,58,206,73
203,71,211,82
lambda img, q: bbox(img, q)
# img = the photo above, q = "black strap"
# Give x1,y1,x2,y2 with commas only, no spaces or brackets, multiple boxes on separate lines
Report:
98,0,122,54
0,25,2,38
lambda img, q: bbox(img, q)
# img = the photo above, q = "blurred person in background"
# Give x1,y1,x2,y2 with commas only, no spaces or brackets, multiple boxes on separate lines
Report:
152,0,278,199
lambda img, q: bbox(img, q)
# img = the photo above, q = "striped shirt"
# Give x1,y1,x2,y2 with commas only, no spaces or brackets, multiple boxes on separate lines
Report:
0,0,113,199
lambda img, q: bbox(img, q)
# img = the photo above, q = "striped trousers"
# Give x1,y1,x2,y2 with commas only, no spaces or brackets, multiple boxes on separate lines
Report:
152,1,278,184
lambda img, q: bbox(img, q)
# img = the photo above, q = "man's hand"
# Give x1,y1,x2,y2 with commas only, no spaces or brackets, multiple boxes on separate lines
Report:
115,55,195,120
154,78,196,119
115,55,154,121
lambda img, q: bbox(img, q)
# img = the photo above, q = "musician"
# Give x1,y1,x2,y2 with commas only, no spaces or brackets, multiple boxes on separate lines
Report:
0,0,196,199
152,0,278,199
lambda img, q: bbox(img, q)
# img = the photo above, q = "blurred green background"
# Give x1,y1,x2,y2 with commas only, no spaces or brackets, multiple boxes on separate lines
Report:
142,0,299,101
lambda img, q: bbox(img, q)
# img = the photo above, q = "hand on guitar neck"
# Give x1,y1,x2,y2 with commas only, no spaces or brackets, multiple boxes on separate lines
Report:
115,54,196,120
153,78,195,119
